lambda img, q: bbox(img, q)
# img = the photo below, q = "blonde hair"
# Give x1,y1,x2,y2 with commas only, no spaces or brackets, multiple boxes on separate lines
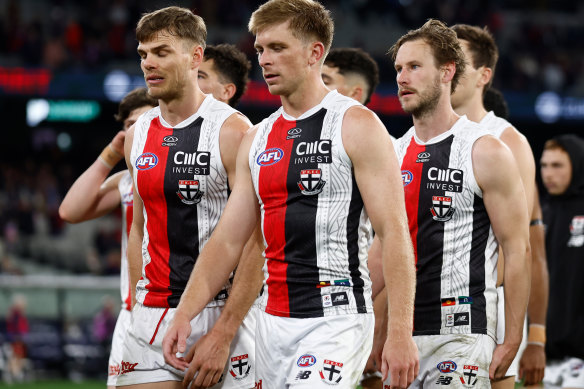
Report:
248,0,333,54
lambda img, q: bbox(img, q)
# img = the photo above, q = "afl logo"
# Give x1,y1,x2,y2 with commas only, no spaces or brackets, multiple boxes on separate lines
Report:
135,153,158,170
402,170,413,186
297,354,317,367
437,360,457,373
286,127,302,139
257,148,284,166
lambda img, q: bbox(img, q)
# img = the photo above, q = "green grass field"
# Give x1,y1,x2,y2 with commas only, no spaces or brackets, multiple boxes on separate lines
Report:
0,380,103,388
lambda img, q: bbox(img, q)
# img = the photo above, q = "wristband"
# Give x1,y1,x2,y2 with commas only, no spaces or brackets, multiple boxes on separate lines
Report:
530,219,543,226
527,341,545,347
98,144,123,169
527,323,546,345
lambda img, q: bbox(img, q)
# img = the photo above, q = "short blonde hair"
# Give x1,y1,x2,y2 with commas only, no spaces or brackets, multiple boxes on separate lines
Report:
248,0,333,54
136,6,206,49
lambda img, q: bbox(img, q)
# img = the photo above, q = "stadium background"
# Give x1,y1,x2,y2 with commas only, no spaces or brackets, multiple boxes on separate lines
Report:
0,0,582,386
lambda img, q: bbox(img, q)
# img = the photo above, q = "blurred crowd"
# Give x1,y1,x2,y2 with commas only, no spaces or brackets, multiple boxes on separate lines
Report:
0,0,583,94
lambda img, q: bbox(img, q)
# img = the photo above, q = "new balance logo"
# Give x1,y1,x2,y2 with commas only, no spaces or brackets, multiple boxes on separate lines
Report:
296,371,311,380
436,376,453,385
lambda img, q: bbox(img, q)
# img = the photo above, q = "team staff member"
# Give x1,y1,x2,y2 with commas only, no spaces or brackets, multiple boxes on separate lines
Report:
116,7,257,389
163,1,418,388
540,135,584,389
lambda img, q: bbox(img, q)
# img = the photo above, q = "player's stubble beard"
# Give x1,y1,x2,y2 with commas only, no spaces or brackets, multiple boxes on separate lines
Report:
402,74,442,120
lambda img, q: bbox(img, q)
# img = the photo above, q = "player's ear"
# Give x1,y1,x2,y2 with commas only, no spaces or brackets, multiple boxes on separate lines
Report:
308,42,326,66
223,83,236,102
478,66,492,88
190,44,204,70
350,86,364,105
441,61,456,84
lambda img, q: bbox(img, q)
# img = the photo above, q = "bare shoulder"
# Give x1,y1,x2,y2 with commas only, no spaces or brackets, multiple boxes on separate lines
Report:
223,112,253,136
473,135,516,187
342,106,389,151
499,126,533,155
473,134,510,162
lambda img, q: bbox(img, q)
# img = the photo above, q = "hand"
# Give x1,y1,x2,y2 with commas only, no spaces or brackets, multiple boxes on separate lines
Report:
489,342,519,380
110,131,126,156
182,328,231,389
381,335,419,389
519,344,546,385
162,312,192,371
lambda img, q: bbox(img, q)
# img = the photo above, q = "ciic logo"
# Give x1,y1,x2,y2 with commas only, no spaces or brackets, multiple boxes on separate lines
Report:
257,148,284,166
135,153,158,170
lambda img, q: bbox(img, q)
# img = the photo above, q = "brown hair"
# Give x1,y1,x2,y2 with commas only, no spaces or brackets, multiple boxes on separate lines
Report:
451,24,498,92
248,0,334,54
543,139,567,152
115,87,158,122
388,19,466,93
136,6,206,49
204,44,251,107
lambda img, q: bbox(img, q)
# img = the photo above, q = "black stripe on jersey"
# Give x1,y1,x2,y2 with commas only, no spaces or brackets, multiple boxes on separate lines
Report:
413,135,454,334
165,118,203,307
347,175,366,313
469,194,489,334
285,108,327,318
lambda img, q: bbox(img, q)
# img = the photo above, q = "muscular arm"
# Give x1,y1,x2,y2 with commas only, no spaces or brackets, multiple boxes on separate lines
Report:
343,106,418,388
520,187,548,385
496,127,536,286
473,135,531,379
59,131,126,222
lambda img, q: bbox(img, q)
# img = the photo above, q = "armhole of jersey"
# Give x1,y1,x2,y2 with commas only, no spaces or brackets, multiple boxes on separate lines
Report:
335,103,360,167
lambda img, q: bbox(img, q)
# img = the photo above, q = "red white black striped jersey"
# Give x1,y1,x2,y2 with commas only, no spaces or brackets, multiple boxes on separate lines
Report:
480,111,514,139
249,90,373,318
130,96,235,308
394,116,498,338
118,170,133,311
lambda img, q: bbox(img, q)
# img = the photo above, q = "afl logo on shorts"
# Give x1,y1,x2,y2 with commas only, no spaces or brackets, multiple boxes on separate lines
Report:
297,354,317,368
437,360,457,373
257,148,284,166
402,170,413,186
135,153,158,170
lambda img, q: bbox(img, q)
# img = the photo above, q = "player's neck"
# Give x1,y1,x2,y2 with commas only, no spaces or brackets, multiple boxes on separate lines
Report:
454,94,488,123
280,77,329,119
159,86,206,127
413,99,460,143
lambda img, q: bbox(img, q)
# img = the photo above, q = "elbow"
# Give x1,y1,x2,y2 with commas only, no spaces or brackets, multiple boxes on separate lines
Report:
58,206,80,224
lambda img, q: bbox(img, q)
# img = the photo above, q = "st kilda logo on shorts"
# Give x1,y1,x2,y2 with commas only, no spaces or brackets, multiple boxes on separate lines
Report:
229,354,251,380
298,169,326,195
320,359,343,385
176,180,204,205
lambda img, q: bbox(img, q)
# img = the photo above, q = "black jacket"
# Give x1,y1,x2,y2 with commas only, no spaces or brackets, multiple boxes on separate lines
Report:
542,134,584,359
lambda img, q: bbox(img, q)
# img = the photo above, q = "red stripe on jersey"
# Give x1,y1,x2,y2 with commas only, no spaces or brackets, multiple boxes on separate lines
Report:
124,202,133,310
137,118,173,307
258,116,295,316
402,139,425,266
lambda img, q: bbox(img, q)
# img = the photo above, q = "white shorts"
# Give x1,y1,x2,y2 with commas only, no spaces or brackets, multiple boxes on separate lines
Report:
107,308,131,386
386,334,495,388
116,303,256,388
496,286,528,378
544,358,584,389
254,310,373,388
